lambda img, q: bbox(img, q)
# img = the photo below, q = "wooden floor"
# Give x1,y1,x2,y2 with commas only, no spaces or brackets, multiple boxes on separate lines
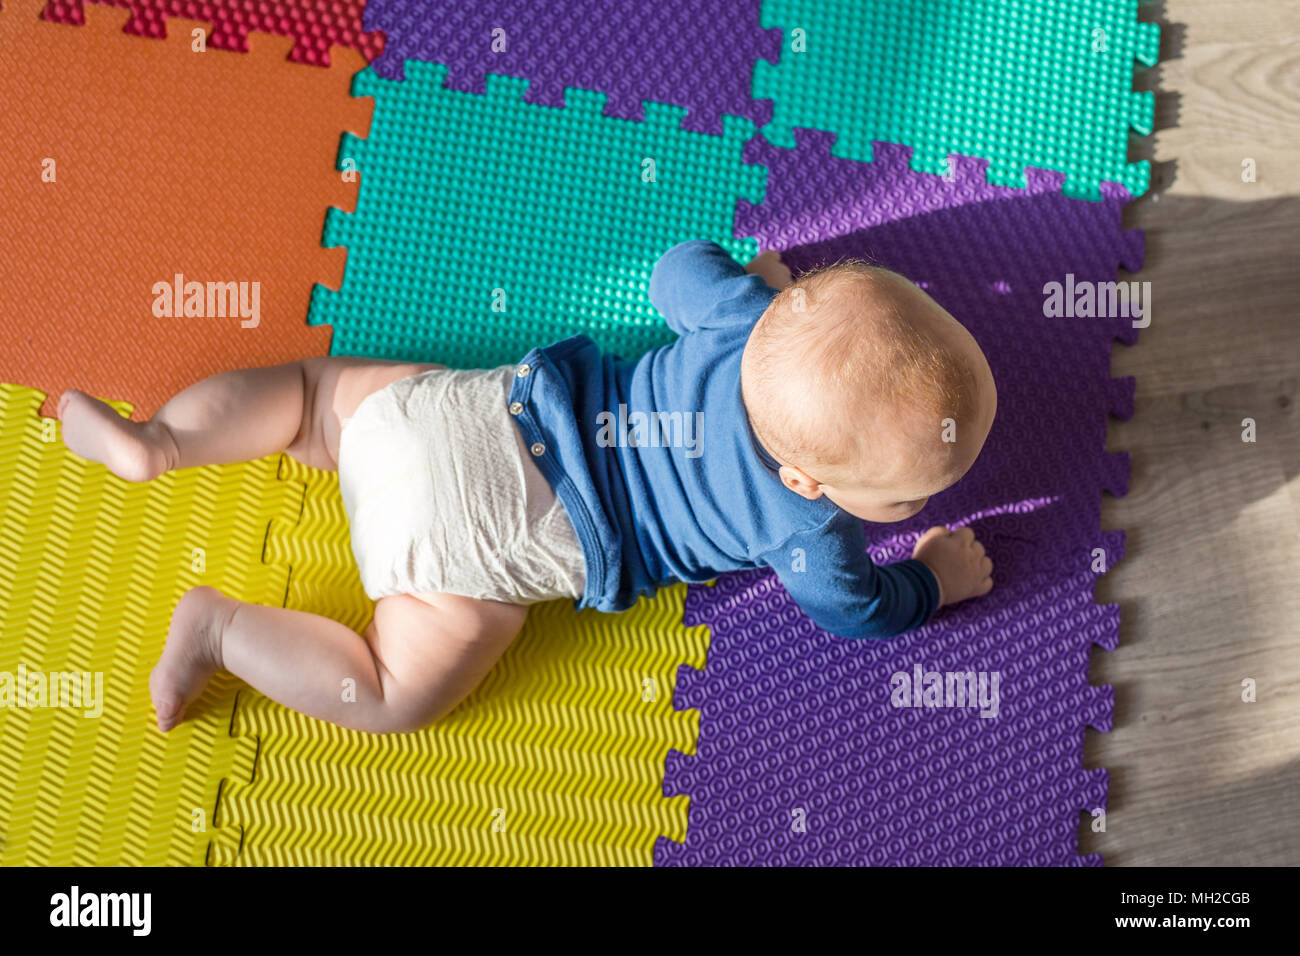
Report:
1081,0,1300,865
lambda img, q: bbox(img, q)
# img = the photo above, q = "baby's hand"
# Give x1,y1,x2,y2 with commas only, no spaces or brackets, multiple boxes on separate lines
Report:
744,248,794,291
911,525,994,607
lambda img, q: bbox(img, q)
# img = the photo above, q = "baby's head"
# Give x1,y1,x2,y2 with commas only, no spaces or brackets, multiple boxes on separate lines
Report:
741,261,997,523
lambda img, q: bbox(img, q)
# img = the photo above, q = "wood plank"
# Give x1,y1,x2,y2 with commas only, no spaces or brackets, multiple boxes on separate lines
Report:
1086,0,1300,865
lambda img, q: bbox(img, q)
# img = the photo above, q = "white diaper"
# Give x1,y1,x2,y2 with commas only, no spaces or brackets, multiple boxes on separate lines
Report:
337,365,587,605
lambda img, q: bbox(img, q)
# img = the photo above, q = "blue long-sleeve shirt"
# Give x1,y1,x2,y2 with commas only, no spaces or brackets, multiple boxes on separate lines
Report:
506,240,940,637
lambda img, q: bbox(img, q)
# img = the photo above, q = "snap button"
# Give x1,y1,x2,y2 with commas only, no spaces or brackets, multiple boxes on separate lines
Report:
508,401,523,415
516,364,531,378
530,442,546,457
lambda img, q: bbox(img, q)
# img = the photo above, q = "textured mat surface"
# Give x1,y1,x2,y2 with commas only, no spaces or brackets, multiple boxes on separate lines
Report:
656,137,1143,866
308,62,764,365
755,0,1159,199
4,0,1154,868
41,0,384,65
213,457,708,866
366,0,780,133
0,384,291,865
0,0,361,418
3,1,717,867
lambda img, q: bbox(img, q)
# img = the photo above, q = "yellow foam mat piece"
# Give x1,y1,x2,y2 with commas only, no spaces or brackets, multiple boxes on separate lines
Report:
214,456,708,866
0,383,299,864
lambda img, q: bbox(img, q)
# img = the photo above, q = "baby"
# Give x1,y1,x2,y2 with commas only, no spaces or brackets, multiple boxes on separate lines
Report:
58,240,996,735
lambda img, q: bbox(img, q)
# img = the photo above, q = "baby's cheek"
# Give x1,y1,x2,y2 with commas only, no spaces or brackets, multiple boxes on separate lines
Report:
863,503,921,524
897,500,928,520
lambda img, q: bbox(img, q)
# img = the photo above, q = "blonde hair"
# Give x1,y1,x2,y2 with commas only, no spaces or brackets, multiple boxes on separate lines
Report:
741,261,979,482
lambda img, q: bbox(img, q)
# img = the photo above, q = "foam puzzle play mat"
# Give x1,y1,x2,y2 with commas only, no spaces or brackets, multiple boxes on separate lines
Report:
0,0,1157,865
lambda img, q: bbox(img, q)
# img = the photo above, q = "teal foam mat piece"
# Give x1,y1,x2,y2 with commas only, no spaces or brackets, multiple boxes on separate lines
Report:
310,64,765,365
753,0,1159,200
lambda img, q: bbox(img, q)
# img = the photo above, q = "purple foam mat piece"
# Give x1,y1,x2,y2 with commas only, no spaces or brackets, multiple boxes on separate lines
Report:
364,0,780,132
655,135,1143,866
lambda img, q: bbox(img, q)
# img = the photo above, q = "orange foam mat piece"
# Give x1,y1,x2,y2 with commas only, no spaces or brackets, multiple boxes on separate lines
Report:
0,0,371,419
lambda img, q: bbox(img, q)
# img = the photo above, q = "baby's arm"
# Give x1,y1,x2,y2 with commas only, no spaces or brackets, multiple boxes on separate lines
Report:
649,240,779,335
764,517,995,639
764,514,941,639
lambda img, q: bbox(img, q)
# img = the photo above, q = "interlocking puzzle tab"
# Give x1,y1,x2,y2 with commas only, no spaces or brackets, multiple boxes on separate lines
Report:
41,0,385,65
365,0,781,133
310,63,765,366
754,0,1159,200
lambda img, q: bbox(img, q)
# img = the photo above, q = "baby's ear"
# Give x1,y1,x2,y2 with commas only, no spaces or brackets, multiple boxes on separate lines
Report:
778,464,823,501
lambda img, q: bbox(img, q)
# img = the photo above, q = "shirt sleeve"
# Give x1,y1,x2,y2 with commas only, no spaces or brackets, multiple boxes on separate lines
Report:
760,512,941,639
648,239,777,336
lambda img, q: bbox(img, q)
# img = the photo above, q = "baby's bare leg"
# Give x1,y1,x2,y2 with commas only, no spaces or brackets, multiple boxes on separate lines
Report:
151,586,526,733
58,356,437,479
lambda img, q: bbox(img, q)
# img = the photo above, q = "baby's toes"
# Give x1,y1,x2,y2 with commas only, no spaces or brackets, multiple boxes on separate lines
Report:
56,389,83,420
148,659,186,732
148,679,185,732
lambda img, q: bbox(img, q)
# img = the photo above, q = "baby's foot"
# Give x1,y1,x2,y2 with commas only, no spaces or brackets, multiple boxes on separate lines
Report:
57,389,176,483
149,586,234,732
